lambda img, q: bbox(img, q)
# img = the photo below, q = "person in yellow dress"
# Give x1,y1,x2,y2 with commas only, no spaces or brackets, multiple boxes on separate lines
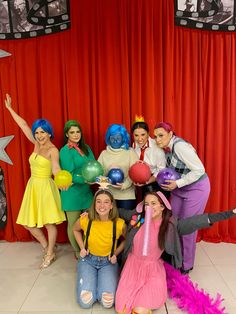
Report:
5,94,66,268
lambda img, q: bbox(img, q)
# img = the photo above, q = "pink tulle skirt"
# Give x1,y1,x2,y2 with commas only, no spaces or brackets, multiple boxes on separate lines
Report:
115,252,167,314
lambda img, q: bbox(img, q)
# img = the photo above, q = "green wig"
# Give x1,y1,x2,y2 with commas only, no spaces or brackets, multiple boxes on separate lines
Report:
63,120,89,155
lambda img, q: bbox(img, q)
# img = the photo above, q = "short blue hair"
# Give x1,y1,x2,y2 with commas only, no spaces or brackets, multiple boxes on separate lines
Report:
105,124,130,150
31,119,54,139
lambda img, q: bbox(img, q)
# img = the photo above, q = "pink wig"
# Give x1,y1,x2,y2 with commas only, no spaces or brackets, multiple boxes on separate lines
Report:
154,122,173,133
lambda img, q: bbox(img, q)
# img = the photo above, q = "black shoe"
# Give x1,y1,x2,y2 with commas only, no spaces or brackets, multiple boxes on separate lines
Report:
180,267,193,275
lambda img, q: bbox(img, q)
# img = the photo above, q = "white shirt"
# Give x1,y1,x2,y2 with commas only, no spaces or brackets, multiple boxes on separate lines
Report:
168,137,206,188
133,137,166,177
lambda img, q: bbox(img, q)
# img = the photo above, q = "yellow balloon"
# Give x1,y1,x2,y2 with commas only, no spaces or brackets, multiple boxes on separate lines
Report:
54,170,72,187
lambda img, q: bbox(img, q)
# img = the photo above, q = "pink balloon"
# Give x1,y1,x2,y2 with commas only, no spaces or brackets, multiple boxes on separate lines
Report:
142,206,153,256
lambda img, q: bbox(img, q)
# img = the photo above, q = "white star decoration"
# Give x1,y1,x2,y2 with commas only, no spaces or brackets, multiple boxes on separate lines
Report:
0,49,11,58
0,135,14,165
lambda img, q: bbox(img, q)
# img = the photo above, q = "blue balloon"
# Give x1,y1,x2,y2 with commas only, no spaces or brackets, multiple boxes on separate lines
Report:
107,168,124,185
156,168,180,185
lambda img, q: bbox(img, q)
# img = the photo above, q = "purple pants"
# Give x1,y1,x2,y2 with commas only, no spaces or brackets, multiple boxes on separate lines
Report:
171,176,210,270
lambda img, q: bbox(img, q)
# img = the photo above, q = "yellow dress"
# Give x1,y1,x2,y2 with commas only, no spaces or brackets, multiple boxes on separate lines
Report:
16,152,66,228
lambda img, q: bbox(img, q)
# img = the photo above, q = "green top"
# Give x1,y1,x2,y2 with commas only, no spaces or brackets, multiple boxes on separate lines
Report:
59,144,95,211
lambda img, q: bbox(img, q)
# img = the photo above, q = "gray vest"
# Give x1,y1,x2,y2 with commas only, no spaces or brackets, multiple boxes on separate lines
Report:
165,137,191,175
165,137,207,181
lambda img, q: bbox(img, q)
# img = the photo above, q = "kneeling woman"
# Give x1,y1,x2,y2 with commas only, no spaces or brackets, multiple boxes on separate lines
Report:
73,189,126,309
116,191,236,314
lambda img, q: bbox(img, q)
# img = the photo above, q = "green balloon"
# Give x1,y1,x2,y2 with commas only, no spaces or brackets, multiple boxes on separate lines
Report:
82,160,104,182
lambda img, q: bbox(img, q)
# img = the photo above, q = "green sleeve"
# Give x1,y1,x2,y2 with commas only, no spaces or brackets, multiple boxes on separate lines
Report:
60,146,95,184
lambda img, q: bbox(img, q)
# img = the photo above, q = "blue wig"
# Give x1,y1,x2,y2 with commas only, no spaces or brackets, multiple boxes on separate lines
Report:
105,124,130,150
31,119,54,139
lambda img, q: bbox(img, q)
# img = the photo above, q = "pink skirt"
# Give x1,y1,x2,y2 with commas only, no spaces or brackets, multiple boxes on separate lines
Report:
115,253,167,314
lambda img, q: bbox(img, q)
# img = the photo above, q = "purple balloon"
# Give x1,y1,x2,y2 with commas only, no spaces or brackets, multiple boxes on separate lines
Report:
156,168,180,185
107,168,124,185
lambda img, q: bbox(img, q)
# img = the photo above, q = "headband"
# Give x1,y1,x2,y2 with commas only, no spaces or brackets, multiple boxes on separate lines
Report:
136,191,171,213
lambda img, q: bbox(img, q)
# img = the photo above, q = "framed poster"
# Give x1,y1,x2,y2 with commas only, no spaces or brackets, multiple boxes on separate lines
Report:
0,0,70,39
175,0,235,31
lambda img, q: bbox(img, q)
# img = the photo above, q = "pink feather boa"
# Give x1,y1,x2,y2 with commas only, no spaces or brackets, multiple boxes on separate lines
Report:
164,262,226,314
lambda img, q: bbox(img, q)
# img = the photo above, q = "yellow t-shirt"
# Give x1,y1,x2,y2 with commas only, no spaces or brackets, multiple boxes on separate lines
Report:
80,216,125,256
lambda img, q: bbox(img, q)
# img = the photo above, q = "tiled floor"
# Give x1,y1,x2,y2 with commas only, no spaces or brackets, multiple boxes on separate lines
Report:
0,241,236,314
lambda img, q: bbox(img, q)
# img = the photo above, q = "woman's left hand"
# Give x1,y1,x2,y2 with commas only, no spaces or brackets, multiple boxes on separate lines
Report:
109,254,117,264
80,211,88,218
161,180,177,191
58,184,72,191
134,182,144,187
111,183,122,189
5,94,12,109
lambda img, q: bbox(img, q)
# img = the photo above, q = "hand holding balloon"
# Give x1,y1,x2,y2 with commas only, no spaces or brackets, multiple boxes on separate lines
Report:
81,160,104,182
107,168,124,185
111,182,122,189
95,176,111,188
128,161,151,185
156,168,180,191
142,206,153,256
54,170,72,190
161,180,177,191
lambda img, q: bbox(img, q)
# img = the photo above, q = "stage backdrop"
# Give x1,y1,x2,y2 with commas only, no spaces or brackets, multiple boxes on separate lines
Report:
0,0,236,243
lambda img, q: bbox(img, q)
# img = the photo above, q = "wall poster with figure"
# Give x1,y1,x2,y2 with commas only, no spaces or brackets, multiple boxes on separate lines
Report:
0,167,7,229
175,0,236,31
0,0,70,39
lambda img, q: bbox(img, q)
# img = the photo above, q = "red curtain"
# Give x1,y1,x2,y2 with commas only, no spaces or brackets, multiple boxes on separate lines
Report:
0,0,236,243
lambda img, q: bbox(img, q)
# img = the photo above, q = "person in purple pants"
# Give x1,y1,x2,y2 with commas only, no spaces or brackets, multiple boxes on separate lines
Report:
153,122,210,274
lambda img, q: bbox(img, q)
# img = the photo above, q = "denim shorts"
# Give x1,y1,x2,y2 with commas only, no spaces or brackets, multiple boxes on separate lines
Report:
77,254,119,308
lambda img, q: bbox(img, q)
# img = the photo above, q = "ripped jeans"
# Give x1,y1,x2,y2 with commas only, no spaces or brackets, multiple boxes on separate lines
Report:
77,254,119,309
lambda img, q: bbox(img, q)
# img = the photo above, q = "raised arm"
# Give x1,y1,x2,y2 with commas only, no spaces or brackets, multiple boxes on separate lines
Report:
49,147,61,176
177,208,236,235
5,94,35,144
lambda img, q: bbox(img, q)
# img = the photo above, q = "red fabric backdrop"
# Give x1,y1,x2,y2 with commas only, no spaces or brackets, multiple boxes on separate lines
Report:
0,0,236,243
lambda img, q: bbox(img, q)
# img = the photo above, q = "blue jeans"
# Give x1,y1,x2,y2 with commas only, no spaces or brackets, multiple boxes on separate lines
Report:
77,254,119,308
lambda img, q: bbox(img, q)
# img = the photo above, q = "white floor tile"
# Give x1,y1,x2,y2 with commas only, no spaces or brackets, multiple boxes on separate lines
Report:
189,265,236,311
91,302,116,313
20,312,91,314
194,242,213,266
0,242,43,269
215,264,236,299
92,307,116,313
50,244,78,271
0,240,10,254
224,306,236,314
165,299,185,313
0,269,40,311
201,242,236,265
152,306,167,313
166,309,186,314
1,242,236,313
20,268,78,312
